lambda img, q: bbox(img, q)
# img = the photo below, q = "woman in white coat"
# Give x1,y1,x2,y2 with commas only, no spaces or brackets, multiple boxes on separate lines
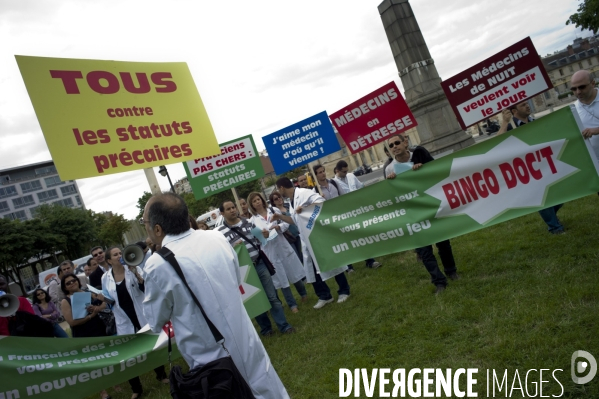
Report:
100,246,169,399
247,192,307,312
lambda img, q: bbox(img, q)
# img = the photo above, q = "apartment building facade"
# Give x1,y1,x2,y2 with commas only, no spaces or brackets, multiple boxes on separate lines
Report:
0,160,85,221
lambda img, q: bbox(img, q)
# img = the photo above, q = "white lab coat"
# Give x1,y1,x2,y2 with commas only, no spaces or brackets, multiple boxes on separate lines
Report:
290,188,347,282
101,266,146,335
138,250,152,270
333,172,363,194
142,229,289,399
250,207,305,289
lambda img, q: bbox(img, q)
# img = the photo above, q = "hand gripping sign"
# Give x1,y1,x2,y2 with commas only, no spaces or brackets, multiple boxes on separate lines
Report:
16,56,220,180
440,37,553,130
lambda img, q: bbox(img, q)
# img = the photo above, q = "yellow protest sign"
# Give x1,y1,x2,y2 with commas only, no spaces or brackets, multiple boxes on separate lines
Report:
16,55,220,180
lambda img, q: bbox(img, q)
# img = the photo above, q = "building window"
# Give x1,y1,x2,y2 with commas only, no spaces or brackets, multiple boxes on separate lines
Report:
544,91,551,100
12,195,34,209
579,62,584,70
20,180,42,193
589,59,593,66
559,69,564,76
0,201,9,212
35,166,57,175
60,184,77,196
54,197,74,208
4,210,27,221
0,186,17,199
568,65,574,72
75,195,82,206
37,189,58,202
44,176,63,187
30,206,39,217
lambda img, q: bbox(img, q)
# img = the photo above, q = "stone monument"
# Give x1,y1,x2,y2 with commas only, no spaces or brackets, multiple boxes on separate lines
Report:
378,0,475,154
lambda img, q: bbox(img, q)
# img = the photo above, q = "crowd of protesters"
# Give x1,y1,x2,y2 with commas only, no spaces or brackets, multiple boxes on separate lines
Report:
0,71,597,399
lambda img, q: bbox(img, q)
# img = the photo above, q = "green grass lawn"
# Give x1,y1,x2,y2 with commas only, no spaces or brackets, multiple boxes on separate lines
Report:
87,194,599,398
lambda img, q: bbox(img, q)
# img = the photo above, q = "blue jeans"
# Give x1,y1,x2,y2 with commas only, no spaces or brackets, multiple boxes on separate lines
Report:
538,204,563,233
281,280,308,309
253,259,292,334
311,262,350,300
53,323,68,338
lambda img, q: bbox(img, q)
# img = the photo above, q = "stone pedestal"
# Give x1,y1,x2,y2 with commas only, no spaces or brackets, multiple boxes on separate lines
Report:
378,0,474,155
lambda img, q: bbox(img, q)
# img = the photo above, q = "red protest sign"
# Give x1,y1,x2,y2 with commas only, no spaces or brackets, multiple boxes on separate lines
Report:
441,37,553,130
330,81,416,154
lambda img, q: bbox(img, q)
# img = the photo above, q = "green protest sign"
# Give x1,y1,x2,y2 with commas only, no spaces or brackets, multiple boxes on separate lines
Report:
0,331,178,399
183,135,265,200
236,244,271,319
296,107,599,272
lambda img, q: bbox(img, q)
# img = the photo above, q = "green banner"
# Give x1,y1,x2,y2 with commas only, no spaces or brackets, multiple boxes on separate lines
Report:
0,331,178,398
297,107,599,272
183,134,265,200
235,244,271,319
0,246,269,398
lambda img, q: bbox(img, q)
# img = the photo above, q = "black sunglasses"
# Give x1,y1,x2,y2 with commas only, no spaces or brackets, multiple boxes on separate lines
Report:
388,140,402,148
570,84,588,92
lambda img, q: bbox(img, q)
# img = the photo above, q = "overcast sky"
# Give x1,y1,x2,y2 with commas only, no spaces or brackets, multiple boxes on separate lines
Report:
0,0,586,219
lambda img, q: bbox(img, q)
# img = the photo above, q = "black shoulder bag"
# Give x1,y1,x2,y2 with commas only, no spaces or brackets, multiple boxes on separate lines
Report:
228,225,276,276
156,247,256,399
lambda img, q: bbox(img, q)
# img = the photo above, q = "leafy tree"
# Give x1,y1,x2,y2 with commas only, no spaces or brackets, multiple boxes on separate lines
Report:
566,0,599,33
0,218,36,294
181,193,207,218
264,175,277,187
35,204,96,260
89,210,109,247
136,191,153,220
25,219,65,266
98,213,131,247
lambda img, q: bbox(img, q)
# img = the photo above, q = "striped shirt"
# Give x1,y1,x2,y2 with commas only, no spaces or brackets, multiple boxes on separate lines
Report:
216,218,260,262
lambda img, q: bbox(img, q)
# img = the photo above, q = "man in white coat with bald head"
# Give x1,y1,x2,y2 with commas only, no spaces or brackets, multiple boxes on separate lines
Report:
141,192,289,399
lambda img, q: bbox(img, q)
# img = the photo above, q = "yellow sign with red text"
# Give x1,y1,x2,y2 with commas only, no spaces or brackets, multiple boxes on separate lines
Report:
16,56,220,179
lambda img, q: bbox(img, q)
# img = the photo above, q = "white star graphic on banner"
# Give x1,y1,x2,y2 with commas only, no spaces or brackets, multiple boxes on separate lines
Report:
425,136,579,224
239,265,260,303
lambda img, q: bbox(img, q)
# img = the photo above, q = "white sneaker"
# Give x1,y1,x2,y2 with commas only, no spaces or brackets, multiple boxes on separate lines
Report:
313,298,334,309
337,294,350,303
369,261,382,269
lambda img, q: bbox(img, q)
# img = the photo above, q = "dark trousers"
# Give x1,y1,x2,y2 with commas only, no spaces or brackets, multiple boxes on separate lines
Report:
311,262,350,300
129,365,167,394
415,239,456,287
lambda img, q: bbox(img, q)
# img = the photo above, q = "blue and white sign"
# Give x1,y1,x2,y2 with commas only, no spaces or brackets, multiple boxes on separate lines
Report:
262,111,341,175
